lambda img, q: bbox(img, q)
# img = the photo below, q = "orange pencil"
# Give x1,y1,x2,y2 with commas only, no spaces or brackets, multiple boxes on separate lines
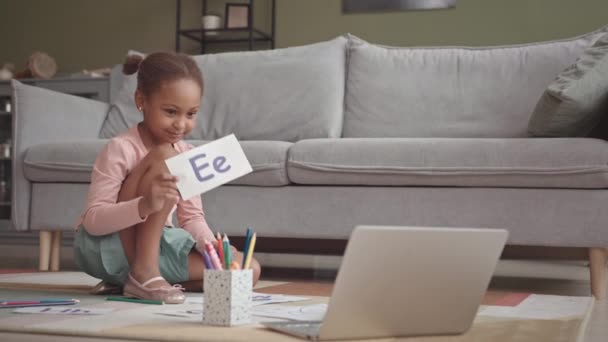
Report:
216,232,224,268
230,261,241,270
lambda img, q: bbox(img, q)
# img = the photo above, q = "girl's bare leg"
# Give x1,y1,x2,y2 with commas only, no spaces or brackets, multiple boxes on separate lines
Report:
117,145,178,288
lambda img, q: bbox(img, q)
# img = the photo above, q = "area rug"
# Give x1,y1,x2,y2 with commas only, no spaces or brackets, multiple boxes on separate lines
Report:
0,271,99,292
0,274,594,342
0,271,287,293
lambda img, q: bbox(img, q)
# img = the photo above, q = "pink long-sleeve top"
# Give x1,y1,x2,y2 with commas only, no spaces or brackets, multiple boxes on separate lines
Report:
76,126,215,243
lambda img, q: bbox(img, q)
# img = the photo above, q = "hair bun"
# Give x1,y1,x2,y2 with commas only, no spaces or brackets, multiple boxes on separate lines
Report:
123,54,144,75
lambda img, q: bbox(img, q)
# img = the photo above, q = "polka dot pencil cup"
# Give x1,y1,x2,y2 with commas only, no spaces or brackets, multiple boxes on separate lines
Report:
202,269,253,326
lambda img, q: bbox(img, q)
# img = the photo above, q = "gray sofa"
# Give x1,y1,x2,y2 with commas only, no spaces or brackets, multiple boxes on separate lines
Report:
11,28,608,298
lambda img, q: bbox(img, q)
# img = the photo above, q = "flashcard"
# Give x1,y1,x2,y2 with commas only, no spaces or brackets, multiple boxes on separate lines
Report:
165,134,252,200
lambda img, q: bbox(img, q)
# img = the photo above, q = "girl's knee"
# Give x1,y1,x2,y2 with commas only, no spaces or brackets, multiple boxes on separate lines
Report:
147,144,179,162
117,146,175,202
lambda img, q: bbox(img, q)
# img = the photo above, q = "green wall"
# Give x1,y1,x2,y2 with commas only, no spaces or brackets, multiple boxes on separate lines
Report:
0,0,607,74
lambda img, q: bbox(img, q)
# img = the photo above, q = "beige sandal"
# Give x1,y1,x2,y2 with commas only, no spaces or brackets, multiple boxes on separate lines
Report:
123,273,185,304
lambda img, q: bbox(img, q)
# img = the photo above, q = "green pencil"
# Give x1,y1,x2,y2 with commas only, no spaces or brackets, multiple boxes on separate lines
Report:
106,296,163,305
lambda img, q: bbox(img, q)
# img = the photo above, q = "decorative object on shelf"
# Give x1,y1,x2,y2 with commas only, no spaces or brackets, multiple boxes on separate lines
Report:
14,52,57,79
343,0,456,13
2,99,10,112
225,3,250,29
81,67,112,78
0,64,14,80
0,141,10,159
0,181,7,202
202,14,222,36
175,0,275,54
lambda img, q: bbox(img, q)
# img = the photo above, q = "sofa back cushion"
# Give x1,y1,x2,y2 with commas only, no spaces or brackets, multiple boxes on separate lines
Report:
528,33,608,137
343,27,608,138
192,36,347,141
99,37,347,142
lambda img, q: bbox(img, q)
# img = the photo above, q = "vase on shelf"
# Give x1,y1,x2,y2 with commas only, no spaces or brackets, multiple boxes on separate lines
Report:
202,15,222,36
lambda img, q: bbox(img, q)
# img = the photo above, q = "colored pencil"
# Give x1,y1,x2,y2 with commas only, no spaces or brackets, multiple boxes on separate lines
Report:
216,233,224,269
106,296,163,305
0,299,79,308
242,227,252,266
1,298,78,305
205,240,223,270
202,250,214,269
223,234,231,269
244,232,256,269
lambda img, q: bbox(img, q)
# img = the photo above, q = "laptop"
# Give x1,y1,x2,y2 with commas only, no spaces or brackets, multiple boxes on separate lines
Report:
262,225,508,341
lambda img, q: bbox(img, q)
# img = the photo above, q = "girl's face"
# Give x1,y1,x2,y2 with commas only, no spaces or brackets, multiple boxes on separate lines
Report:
136,78,202,145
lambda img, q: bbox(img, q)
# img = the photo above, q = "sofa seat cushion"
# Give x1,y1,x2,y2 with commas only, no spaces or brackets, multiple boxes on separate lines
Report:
287,138,608,188
24,140,292,186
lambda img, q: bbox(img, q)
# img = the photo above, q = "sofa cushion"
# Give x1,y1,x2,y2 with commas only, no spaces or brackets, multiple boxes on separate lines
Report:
528,33,608,137
24,140,292,186
343,27,608,138
192,37,347,142
100,37,347,142
287,138,608,188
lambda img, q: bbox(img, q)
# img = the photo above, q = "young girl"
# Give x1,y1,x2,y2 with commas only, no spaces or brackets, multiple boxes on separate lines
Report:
75,52,260,304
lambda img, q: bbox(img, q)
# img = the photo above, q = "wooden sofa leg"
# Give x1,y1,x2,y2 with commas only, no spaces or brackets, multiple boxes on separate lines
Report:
50,231,62,272
589,247,608,300
39,231,52,271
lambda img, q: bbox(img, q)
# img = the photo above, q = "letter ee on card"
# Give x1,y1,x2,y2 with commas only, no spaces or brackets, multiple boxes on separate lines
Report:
165,134,253,200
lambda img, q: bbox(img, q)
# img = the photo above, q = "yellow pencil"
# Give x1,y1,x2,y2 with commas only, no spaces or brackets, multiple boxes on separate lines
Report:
243,232,256,269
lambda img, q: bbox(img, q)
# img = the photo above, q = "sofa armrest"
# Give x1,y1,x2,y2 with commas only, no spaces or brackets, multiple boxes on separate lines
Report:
10,80,109,232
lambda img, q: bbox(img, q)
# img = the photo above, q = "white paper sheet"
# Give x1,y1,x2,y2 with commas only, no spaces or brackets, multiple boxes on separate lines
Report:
252,304,327,321
27,305,186,332
13,306,115,315
183,293,310,306
157,294,311,320
480,294,592,320
165,134,252,200
154,304,202,320
252,294,310,306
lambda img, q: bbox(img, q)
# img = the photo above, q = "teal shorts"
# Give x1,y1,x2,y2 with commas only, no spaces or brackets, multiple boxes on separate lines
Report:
74,226,196,286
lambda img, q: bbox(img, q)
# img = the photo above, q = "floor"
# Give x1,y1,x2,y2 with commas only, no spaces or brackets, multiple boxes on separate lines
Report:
0,241,606,341
489,277,608,342
0,268,606,341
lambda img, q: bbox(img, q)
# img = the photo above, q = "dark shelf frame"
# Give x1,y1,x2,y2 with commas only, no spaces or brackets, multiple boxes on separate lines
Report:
176,0,276,54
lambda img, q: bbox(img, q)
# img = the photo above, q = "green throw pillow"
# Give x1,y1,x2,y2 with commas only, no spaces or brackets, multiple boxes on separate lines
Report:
528,33,608,137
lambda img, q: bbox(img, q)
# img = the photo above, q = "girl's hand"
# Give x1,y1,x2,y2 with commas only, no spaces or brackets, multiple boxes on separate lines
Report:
138,172,180,217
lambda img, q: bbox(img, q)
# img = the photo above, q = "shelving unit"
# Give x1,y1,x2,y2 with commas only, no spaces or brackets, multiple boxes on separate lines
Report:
175,0,276,54
0,76,109,228
0,92,13,224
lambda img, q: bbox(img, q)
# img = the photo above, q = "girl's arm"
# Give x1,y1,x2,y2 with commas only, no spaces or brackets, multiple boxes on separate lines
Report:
80,139,148,235
177,195,216,243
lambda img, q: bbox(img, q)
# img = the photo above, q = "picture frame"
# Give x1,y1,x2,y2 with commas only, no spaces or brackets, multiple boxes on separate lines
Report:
342,0,456,13
225,3,250,29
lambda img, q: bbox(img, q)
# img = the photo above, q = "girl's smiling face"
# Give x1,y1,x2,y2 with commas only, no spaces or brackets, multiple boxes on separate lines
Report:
136,78,202,146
